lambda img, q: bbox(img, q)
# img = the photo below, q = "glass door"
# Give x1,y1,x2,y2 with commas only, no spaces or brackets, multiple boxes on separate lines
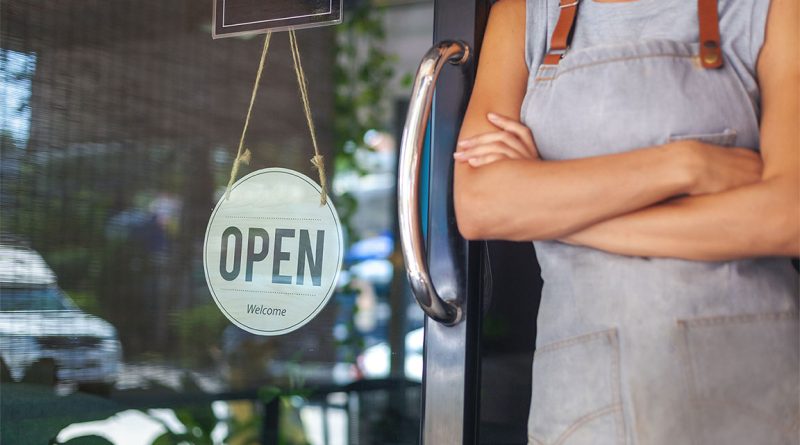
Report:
406,0,542,443
0,1,441,444
1,0,542,443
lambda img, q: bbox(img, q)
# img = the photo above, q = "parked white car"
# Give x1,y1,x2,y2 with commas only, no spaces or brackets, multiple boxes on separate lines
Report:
0,243,122,393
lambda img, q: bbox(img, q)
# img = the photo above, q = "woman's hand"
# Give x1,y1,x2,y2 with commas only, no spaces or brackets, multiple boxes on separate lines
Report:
454,113,539,167
456,116,761,192
671,140,764,195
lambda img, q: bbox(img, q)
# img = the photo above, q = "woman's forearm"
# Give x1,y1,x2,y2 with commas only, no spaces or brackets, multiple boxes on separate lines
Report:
561,176,800,260
453,0,716,242
556,0,799,261
455,143,698,241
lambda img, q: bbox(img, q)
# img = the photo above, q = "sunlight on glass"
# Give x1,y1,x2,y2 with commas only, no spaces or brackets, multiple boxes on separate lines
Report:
0,49,36,145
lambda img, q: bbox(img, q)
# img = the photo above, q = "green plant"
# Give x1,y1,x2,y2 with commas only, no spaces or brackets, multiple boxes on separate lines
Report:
171,303,229,367
333,3,397,242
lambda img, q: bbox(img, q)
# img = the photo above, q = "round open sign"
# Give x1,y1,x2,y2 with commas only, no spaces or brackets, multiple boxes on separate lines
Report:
203,168,343,335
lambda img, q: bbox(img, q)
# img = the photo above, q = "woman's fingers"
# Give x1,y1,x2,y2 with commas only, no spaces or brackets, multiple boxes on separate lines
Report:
454,143,522,162
486,113,536,153
458,131,529,158
466,153,506,167
456,113,539,159
453,143,528,167
455,113,538,168
679,141,765,195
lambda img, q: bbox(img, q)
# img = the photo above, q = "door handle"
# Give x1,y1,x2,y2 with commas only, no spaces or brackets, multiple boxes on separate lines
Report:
398,41,470,326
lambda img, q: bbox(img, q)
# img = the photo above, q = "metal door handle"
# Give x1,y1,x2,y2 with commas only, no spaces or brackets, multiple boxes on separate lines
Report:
398,41,470,326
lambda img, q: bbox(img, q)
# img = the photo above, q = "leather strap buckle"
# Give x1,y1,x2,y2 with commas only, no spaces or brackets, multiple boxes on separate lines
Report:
542,49,567,66
697,0,723,69
545,0,581,66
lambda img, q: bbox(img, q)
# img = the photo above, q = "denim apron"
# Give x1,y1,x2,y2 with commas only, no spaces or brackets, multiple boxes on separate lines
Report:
520,1,800,444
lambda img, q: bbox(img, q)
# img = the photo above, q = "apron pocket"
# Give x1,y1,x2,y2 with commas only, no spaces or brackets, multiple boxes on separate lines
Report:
678,311,799,445
667,128,737,146
528,328,625,445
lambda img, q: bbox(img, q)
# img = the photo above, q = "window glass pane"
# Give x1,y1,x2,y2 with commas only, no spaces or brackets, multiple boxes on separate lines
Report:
1,1,430,443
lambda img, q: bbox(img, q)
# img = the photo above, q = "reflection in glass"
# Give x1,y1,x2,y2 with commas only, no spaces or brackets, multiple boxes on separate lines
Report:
1,0,430,443
0,244,122,392
0,286,76,311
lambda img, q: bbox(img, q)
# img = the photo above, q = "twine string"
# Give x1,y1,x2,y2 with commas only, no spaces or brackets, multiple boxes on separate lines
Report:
289,29,328,206
224,30,329,206
225,32,272,200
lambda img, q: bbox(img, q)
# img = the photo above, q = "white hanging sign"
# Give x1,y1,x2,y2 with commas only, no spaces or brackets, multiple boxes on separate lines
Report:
203,168,343,335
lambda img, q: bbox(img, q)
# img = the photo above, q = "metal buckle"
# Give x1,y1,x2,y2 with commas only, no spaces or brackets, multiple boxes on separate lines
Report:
542,48,568,65
560,0,579,8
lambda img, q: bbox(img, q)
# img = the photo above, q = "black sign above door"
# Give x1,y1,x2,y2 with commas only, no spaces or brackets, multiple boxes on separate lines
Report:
213,0,342,39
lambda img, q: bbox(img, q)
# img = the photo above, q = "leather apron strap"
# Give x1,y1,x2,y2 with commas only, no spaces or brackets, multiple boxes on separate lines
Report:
542,0,724,69
543,0,580,66
698,0,723,68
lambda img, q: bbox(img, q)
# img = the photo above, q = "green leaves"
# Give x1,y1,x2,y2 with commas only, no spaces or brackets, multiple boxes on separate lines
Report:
333,4,396,178
332,4,397,248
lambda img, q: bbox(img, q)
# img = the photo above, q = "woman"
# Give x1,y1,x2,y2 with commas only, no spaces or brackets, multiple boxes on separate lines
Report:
453,0,799,443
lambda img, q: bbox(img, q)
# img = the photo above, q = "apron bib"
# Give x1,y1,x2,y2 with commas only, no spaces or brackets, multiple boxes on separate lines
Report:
520,2,800,444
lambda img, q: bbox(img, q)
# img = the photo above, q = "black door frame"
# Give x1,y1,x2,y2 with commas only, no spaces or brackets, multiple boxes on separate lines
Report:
421,1,490,443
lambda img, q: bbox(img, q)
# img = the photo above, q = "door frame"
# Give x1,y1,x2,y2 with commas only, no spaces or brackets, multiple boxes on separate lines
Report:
421,1,490,443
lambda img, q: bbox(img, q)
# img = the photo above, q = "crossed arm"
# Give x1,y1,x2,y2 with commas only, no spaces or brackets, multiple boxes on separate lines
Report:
453,0,799,260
